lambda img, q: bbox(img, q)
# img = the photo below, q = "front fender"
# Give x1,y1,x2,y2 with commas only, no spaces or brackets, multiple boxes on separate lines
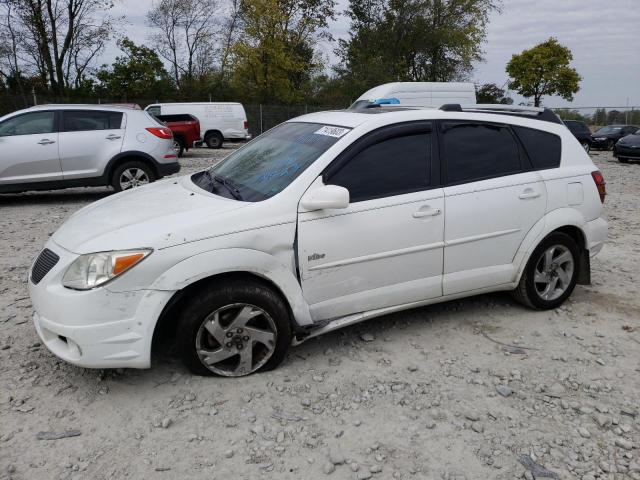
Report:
150,248,313,327
513,207,588,283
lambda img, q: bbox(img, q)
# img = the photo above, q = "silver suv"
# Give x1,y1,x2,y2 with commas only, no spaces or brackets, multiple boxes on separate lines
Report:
0,105,180,193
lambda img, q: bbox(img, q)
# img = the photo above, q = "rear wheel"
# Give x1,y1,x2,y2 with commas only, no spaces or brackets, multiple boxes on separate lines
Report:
177,280,291,376
111,161,155,192
511,232,580,310
205,131,224,149
172,138,184,157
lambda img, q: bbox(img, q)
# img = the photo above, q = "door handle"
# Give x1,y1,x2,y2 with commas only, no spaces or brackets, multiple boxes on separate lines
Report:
37,139,55,145
413,208,442,218
519,190,541,200
106,134,121,140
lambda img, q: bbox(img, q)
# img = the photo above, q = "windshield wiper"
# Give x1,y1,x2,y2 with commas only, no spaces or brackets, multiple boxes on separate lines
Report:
212,174,243,201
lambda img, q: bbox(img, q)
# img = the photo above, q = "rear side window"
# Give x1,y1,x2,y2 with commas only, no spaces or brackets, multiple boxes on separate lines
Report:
146,106,161,116
513,126,561,170
62,111,123,132
441,122,521,185
329,132,432,202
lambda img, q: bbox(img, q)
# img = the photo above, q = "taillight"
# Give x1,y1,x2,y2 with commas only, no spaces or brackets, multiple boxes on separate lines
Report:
146,127,173,139
591,170,606,203
243,120,248,130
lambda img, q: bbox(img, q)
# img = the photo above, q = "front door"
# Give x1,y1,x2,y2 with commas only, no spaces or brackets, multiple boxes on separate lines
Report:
297,122,444,321
58,110,125,179
438,121,547,294
0,110,62,185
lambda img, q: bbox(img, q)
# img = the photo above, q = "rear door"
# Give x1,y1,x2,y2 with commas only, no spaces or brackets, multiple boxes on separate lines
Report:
58,110,125,179
439,120,547,295
0,110,62,185
298,122,444,320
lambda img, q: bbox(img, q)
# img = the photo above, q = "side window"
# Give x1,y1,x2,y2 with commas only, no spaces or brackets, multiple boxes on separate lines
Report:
0,111,55,136
146,106,161,116
62,111,123,132
441,122,521,185
328,131,432,202
513,126,562,170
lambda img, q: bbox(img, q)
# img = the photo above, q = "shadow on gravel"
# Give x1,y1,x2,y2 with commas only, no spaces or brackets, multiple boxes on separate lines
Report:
0,189,111,206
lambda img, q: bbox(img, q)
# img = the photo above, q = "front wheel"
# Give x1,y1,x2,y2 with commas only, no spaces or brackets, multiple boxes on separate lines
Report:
111,161,155,192
511,232,580,310
177,280,292,376
205,132,224,149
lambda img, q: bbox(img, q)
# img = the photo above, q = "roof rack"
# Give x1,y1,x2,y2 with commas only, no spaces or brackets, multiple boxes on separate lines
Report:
439,103,562,124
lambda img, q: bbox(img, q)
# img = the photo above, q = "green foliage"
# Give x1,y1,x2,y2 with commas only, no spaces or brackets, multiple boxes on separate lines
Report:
475,83,512,104
231,0,335,104
553,109,587,122
335,0,498,99
506,37,581,107
95,38,173,101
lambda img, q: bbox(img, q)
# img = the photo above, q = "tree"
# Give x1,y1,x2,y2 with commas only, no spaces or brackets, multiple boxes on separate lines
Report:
475,83,512,104
553,109,587,122
506,37,580,107
335,0,498,99
95,38,173,101
231,0,335,103
3,0,116,95
147,0,220,91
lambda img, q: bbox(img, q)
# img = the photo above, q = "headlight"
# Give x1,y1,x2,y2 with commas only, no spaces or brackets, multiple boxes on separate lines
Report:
595,137,606,141
62,249,152,290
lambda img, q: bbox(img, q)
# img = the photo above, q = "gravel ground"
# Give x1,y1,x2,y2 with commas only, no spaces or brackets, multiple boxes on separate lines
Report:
0,149,639,480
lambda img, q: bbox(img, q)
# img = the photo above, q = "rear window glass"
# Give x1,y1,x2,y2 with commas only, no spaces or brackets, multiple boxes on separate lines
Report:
513,126,562,170
62,110,123,131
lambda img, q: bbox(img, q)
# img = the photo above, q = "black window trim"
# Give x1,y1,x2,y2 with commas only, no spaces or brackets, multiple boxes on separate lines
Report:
59,109,124,133
437,119,531,187
323,120,439,203
0,110,59,137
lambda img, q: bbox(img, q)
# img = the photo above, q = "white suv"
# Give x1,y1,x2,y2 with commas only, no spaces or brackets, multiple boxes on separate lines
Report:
28,104,607,377
0,105,179,193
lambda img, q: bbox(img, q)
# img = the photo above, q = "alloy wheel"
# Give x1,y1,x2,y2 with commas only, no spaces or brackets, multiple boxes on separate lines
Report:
195,303,277,377
533,245,574,301
119,168,150,190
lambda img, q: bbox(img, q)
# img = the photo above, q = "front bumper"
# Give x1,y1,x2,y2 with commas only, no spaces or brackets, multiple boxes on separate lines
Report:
614,145,640,159
28,241,175,369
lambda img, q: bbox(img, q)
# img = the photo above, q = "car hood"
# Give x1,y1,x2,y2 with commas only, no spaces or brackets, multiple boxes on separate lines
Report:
618,134,640,145
53,175,248,253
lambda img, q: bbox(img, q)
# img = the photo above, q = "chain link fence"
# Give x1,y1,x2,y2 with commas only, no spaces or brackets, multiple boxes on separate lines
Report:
0,93,348,137
1,92,637,134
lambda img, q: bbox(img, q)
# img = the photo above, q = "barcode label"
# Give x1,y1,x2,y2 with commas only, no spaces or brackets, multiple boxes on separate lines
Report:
314,126,350,138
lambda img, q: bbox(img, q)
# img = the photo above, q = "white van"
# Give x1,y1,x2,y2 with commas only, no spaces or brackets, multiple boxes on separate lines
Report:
145,102,251,148
350,82,476,109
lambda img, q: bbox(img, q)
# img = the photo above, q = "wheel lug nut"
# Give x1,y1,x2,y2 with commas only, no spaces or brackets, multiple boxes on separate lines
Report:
236,328,243,334
243,336,249,341
237,344,243,350
226,342,232,348
226,332,233,338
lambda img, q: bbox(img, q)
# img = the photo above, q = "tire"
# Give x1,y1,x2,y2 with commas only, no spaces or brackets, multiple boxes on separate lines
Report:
111,161,156,192
511,232,580,310
581,142,590,153
619,158,629,163
173,138,184,157
205,131,224,149
607,140,615,151
177,279,292,377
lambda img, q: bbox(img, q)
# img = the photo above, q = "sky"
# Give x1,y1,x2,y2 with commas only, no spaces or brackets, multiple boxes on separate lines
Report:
110,0,640,109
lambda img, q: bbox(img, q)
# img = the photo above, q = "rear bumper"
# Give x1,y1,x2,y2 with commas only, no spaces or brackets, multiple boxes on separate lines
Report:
585,217,607,257
156,161,181,177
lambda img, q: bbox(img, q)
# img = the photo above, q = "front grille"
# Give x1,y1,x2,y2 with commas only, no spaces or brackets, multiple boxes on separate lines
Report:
31,248,60,284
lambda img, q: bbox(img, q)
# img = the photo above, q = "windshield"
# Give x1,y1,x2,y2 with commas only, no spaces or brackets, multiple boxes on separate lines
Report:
595,126,621,134
194,122,351,201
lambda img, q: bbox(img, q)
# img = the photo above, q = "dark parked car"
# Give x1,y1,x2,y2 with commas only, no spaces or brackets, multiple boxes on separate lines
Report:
563,120,592,152
591,125,639,150
614,129,640,163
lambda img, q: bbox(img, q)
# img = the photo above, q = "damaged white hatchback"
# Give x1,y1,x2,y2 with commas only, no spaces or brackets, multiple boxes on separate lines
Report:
29,105,608,376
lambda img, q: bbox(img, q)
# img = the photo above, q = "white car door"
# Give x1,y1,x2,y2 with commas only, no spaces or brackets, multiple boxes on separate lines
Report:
0,110,62,185
58,110,125,180
297,122,444,321
439,121,547,295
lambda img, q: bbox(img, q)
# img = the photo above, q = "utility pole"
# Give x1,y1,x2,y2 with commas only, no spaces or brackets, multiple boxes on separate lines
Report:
32,87,37,106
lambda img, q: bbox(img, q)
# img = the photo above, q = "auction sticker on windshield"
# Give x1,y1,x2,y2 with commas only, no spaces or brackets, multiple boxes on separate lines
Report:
314,126,350,138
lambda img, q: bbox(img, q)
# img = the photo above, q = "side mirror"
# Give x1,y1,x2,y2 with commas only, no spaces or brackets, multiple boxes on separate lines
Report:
301,184,350,211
